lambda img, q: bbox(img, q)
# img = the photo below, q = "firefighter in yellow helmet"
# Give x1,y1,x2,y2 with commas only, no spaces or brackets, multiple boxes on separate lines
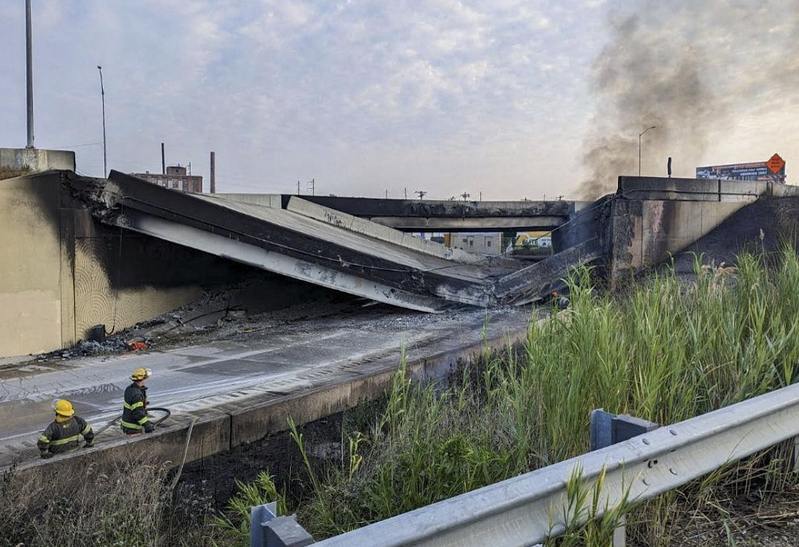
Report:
122,367,155,435
37,399,94,458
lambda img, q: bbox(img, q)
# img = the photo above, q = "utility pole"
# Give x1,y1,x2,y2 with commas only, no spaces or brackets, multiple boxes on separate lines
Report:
210,151,216,193
415,190,426,200
97,66,107,177
25,0,34,148
297,180,301,195
404,188,407,199
161,143,166,175
307,178,315,196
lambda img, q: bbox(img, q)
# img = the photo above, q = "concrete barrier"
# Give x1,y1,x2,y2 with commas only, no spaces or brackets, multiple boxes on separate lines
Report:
0,147,75,172
618,176,799,202
11,408,231,483
225,325,528,446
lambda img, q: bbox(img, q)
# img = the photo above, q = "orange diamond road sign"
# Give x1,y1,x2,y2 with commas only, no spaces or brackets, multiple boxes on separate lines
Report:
767,153,785,174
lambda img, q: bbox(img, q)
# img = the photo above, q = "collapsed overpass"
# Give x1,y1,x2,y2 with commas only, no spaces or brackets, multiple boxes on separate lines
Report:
4,168,797,359
69,171,591,314
2,170,600,357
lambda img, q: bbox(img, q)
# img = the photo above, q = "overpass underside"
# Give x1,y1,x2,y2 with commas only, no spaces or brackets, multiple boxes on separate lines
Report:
231,194,576,233
74,171,580,312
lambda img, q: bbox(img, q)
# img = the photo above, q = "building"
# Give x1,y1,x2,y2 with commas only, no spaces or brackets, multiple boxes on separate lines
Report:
514,231,552,248
504,231,553,257
445,232,502,255
132,165,203,193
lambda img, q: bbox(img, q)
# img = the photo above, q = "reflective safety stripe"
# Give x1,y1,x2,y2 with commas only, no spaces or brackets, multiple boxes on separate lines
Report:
124,401,144,410
121,420,143,430
38,435,50,443
137,416,149,425
50,435,79,446
81,424,92,436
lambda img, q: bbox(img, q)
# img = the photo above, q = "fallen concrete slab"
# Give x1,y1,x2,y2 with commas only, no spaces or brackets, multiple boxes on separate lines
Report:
73,171,523,311
493,238,605,305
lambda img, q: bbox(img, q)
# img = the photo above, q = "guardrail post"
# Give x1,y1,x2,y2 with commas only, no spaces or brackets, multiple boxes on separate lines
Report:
251,502,315,547
264,516,315,547
590,409,659,547
793,438,799,473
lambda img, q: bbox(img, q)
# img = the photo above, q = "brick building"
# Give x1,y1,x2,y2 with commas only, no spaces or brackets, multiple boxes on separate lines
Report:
132,165,203,193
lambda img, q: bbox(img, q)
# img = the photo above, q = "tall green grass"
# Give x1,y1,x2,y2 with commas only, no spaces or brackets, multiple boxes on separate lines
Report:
219,245,799,545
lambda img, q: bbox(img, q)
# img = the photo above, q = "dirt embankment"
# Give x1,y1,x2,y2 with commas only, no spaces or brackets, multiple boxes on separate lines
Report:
674,197,799,272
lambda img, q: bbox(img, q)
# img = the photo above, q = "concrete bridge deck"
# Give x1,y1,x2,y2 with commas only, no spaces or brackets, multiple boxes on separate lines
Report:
0,306,531,471
222,193,584,232
78,171,528,312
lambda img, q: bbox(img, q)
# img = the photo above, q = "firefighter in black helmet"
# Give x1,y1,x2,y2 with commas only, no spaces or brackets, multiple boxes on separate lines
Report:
122,367,155,435
37,399,95,458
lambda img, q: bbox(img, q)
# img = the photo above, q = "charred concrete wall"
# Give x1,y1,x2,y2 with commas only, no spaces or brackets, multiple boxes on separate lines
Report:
0,173,71,356
551,196,613,253
71,217,204,343
609,199,745,281
0,171,261,358
607,177,799,285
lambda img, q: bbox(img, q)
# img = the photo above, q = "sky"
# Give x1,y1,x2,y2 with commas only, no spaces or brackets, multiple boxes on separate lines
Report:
0,0,797,200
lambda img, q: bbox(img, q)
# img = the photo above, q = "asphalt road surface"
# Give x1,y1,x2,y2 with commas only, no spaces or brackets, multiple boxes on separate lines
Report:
0,306,530,468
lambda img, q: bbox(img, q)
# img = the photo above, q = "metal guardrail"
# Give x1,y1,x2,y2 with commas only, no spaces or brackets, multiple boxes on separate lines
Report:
312,382,799,547
251,502,314,547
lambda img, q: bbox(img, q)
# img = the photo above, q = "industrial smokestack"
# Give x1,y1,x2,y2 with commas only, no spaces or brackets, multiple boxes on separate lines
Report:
210,151,216,194
667,157,672,178
161,142,165,175
25,0,34,149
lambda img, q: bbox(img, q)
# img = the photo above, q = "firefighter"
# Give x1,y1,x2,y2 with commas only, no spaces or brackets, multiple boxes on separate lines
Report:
37,399,94,458
122,367,155,435
551,290,570,310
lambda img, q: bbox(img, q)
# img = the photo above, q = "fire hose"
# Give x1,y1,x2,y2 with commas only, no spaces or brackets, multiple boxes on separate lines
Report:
90,407,194,488
93,406,172,436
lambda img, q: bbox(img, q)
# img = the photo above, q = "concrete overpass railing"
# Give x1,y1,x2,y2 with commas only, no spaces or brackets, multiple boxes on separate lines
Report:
618,176,799,201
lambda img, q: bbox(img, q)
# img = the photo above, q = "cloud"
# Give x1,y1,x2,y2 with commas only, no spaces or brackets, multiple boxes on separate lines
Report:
1,0,796,200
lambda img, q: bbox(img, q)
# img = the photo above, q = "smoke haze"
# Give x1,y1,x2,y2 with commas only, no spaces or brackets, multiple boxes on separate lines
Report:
579,1,799,199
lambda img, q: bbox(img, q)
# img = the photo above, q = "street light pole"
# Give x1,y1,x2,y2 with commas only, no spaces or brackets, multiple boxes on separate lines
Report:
638,125,656,176
97,65,107,178
25,0,34,148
